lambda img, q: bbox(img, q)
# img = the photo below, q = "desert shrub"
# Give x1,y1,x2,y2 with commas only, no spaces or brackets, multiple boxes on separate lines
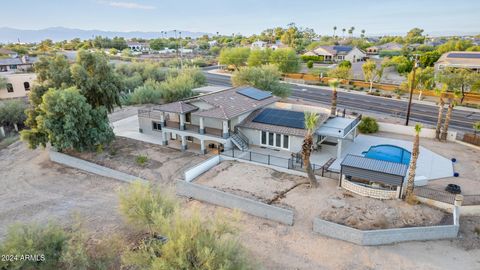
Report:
135,154,148,166
306,60,314,69
0,223,68,270
88,235,125,270
358,116,379,134
129,79,163,105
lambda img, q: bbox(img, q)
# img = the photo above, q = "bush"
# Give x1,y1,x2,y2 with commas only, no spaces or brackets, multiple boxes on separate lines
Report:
358,116,379,134
128,79,163,105
135,155,148,166
306,60,314,69
232,65,291,98
338,60,352,68
300,55,324,62
0,99,27,128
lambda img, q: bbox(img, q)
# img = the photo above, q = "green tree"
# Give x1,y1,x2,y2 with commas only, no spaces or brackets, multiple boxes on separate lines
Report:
21,87,114,151
0,99,27,130
338,60,352,68
385,56,413,74
34,54,72,89
218,47,250,70
437,67,480,104
71,50,124,113
0,75,7,89
269,48,301,73
247,48,272,67
231,65,291,98
306,60,314,69
327,66,352,80
405,28,425,44
362,60,384,92
474,121,480,137
301,112,319,187
419,51,440,67
405,123,422,199
129,79,163,104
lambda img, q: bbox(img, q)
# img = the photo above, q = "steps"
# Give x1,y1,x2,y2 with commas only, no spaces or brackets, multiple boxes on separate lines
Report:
231,133,248,151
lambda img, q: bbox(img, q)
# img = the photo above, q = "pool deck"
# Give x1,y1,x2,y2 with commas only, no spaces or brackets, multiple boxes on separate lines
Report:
329,134,454,185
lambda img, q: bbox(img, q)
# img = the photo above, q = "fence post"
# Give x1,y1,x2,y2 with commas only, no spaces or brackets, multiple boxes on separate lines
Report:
249,151,251,161
232,148,235,158
268,154,270,165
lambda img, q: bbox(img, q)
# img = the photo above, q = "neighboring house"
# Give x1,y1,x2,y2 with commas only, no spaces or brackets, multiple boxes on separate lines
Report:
250,40,267,50
0,48,18,58
127,41,150,52
0,55,36,73
377,42,403,51
304,45,367,62
137,86,361,157
269,40,287,51
434,51,480,72
208,40,218,47
0,73,36,99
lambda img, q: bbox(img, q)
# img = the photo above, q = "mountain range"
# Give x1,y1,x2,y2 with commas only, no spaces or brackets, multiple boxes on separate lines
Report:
0,27,211,43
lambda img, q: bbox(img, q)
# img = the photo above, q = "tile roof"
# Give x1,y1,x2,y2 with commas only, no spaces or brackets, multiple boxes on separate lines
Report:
340,154,408,177
237,108,329,137
154,101,198,114
0,48,16,55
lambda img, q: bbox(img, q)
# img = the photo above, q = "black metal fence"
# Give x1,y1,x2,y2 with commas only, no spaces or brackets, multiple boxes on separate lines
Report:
463,195,480,206
221,148,336,177
414,186,457,205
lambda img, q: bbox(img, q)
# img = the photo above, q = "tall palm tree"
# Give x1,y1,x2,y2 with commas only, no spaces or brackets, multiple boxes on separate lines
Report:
302,112,320,188
434,86,447,140
441,99,456,141
405,123,422,199
361,29,366,39
350,26,355,38
329,79,340,116
333,26,337,38
342,28,346,39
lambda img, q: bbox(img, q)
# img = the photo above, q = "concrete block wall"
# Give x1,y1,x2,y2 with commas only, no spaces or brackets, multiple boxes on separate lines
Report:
176,180,294,225
49,150,147,184
313,207,459,245
341,178,397,200
378,122,457,142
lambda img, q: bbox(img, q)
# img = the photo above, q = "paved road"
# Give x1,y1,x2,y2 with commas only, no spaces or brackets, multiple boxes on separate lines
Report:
203,69,480,133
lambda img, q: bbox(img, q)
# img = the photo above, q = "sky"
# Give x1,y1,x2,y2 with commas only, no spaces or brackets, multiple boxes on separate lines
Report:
2,0,479,36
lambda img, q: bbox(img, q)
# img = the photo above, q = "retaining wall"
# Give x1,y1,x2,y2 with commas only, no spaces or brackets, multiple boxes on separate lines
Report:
184,155,220,182
378,122,456,142
341,178,398,200
49,150,147,184
176,180,294,225
313,206,459,245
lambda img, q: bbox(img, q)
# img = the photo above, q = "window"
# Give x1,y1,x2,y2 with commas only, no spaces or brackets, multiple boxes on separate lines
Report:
261,131,266,144
275,133,281,147
268,132,274,146
283,135,289,149
152,121,161,131
6,83,13,93
24,82,30,91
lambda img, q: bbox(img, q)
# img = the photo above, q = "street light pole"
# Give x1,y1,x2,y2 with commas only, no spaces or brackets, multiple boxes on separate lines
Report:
405,55,419,126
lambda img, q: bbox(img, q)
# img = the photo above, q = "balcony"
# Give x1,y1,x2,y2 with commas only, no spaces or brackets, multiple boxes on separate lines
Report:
164,121,224,138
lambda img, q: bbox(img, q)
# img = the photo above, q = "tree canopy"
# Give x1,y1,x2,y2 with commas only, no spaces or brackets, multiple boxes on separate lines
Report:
269,48,301,73
231,65,291,98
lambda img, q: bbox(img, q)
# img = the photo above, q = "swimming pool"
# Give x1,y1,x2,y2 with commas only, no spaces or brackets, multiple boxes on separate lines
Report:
362,144,411,164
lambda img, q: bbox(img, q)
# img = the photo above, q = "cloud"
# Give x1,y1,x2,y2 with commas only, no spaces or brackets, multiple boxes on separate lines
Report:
107,1,156,10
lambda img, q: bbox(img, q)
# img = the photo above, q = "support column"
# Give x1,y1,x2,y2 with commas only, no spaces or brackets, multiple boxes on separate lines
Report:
222,120,229,138
353,128,357,142
181,136,187,151
0,126,4,138
200,140,206,154
160,112,166,127
337,138,343,160
199,117,205,134
162,131,168,145
179,114,186,130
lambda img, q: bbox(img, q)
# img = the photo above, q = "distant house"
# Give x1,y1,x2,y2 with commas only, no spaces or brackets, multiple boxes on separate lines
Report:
0,55,36,73
377,42,403,51
304,45,367,62
250,40,267,50
0,48,18,58
269,40,288,51
434,51,480,72
0,73,36,99
208,40,218,47
127,41,150,52
366,42,403,57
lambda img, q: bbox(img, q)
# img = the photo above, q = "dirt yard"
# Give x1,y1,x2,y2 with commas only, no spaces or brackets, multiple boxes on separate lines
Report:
67,137,207,184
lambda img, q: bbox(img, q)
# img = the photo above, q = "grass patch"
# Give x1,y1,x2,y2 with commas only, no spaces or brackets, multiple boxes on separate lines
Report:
135,155,148,166
0,135,19,150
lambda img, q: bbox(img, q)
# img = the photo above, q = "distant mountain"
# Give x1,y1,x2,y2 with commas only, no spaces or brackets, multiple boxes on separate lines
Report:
0,27,212,43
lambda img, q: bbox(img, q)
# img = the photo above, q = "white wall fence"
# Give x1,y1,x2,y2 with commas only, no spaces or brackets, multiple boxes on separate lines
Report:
378,122,457,142
184,155,220,182
49,150,147,184
313,206,460,245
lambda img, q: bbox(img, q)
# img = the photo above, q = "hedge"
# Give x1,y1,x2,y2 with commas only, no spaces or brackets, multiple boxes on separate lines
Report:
301,55,324,62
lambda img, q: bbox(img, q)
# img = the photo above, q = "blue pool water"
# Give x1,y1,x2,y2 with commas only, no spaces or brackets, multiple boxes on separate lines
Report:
362,144,411,164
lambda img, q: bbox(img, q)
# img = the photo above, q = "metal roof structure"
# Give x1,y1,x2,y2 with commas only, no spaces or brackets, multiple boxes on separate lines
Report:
341,154,408,177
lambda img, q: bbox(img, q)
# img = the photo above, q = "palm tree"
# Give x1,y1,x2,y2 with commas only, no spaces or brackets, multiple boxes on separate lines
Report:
348,29,353,38
441,99,456,141
329,79,340,116
333,26,337,38
434,88,446,140
302,112,320,188
342,28,346,39
361,29,366,39
405,123,422,199
350,26,355,38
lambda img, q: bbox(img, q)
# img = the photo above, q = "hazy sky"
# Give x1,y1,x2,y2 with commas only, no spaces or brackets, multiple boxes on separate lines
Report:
2,0,479,35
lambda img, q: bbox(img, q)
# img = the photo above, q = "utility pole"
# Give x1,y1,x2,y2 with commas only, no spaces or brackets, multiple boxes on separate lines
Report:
405,55,419,126
179,31,183,69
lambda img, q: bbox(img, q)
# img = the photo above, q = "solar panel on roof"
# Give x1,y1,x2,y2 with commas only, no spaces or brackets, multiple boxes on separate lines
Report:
236,87,272,100
253,108,305,129
447,53,480,59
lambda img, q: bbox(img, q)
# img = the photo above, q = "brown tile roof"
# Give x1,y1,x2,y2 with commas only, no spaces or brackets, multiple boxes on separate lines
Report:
0,48,16,55
237,108,329,137
154,101,198,113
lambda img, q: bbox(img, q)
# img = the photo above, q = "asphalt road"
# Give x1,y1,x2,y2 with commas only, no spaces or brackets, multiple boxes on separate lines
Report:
203,69,480,133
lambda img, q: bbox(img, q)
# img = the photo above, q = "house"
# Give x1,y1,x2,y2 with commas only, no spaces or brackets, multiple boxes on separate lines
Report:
434,51,480,72
137,86,361,157
0,55,36,73
250,40,267,50
208,40,218,47
0,48,18,58
377,42,403,51
127,41,150,52
304,45,367,62
0,73,36,99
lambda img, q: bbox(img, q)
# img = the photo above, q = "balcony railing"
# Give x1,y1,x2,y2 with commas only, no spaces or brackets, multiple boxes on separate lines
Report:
163,121,223,138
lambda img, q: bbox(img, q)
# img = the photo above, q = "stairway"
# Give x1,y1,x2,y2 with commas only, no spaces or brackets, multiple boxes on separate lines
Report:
231,133,248,151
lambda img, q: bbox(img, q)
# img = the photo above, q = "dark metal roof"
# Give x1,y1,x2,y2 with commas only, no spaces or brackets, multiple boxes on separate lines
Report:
253,108,305,129
341,154,408,177
236,87,272,100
